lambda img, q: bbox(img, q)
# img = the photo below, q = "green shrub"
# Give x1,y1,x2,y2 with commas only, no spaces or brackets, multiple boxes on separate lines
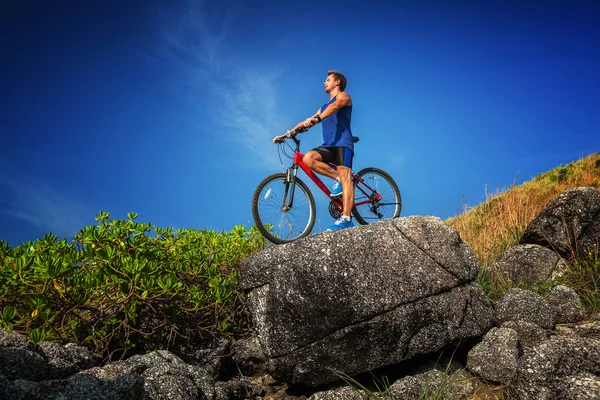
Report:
0,211,266,360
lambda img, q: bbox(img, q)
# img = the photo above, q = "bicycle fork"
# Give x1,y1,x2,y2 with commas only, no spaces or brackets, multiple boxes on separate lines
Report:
280,167,298,212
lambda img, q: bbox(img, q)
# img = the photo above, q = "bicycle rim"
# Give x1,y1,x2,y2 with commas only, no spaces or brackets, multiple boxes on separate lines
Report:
252,173,316,244
352,167,402,225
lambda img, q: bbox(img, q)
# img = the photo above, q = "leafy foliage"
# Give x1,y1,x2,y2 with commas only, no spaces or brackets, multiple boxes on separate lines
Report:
0,211,266,360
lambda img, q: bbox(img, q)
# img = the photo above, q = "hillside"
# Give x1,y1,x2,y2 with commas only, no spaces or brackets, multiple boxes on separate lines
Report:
446,152,600,267
445,152,600,306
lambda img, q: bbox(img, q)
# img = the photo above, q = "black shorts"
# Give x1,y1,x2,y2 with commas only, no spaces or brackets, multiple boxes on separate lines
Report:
313,146,353,168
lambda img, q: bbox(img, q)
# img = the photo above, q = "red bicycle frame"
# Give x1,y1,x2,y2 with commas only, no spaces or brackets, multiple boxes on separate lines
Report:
289,138,382,212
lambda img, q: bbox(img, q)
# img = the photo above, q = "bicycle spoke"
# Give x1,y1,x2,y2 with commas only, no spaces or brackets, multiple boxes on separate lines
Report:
352,168,401,225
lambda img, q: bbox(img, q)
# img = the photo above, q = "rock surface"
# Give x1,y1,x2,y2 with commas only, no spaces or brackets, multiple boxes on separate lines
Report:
239,216,495,386
495,288,555,329
491,243,567,282
466,327,519,385
520,187,600,259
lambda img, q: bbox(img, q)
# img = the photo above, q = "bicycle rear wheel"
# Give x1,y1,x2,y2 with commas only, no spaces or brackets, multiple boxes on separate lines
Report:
352,167,401,225
252,173,316,244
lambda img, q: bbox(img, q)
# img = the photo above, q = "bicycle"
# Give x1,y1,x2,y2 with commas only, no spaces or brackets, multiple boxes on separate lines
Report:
251,127,402,244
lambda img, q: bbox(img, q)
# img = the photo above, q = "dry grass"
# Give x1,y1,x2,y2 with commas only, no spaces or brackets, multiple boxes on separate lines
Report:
446,153,600,269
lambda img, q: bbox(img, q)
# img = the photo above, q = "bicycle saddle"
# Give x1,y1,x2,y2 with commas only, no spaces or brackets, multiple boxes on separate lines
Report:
353,136,360,143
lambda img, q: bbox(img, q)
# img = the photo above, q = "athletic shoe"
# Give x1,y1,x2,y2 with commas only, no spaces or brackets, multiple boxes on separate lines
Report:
327,218,354,231
330,179,343,197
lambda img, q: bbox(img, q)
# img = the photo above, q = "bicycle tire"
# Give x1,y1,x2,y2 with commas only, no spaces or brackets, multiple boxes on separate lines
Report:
252,173,316,244
352,167,402,225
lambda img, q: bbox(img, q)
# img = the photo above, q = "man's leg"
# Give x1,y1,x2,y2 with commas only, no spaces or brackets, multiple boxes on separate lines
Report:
337,166,354,217
303,150,339,180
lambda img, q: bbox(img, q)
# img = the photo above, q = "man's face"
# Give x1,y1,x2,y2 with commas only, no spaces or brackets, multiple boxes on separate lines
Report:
324,74,340,94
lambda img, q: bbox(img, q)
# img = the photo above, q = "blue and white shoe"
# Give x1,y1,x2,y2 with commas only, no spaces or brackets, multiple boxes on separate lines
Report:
330,179,343,197
327,218,354,231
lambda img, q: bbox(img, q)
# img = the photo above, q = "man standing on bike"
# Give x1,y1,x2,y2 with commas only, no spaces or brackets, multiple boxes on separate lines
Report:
273,70,354,231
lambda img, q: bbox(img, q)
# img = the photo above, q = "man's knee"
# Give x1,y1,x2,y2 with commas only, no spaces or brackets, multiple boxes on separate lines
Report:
338,166,352,183
303,151,319,167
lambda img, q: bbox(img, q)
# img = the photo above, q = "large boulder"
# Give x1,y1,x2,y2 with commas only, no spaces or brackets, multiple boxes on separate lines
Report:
239,216,495,386
520,187,600,259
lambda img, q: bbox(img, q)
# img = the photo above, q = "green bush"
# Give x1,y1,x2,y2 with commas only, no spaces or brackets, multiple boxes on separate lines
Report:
0,211,266,360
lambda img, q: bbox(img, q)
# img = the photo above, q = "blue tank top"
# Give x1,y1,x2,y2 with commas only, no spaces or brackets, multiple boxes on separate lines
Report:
320,95,353,152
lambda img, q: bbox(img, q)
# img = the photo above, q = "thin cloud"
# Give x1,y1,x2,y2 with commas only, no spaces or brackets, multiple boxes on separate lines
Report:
0,173,90,241
155,0,287,169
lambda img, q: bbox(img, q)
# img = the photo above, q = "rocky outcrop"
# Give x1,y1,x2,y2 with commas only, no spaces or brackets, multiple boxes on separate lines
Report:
465,288,600,399
520,187,600,259
239,216,495,386
490,243,568,282
0,332,215,400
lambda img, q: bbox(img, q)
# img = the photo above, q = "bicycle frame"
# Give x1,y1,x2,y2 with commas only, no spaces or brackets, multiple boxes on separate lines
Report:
282,136,382,213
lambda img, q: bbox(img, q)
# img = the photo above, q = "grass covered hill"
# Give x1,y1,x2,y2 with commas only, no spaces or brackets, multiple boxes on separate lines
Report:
446,152,600,311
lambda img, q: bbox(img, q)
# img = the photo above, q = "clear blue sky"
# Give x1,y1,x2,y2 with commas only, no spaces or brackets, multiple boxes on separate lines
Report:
1,0,599,246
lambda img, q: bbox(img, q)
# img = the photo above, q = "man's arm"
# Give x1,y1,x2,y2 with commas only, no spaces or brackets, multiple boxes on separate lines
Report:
317,92,352,120
272,108,321,143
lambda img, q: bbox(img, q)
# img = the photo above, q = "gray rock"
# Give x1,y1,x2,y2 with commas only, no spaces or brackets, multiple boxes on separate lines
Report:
0,329,101,382
389,369,446,399
490,244,567,282
500,320,550,350
558,373,600,399
0,329,34,348
0,346,52,381
308,386,369,400
389,368,476,400
466,327,519,385
230,337,269,377
84,350,215,399
143,362,213,400
543,285,585,324
239,217,493,386
214,377,262,400
572,320,600,338
271,284,494,387
520,187,600,259
7,372,144,400
37,341,101,378
511,336,600,399
496,288,555,329
192,336,231,378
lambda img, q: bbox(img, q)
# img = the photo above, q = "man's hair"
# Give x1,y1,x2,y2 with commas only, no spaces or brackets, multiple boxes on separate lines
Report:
328,70,347,91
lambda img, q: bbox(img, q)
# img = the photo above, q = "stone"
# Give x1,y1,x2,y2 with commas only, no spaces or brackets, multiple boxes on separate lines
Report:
490,244,567,282
495,288,555,329
520,187,600,259
466,327,519,385
543,285,585,324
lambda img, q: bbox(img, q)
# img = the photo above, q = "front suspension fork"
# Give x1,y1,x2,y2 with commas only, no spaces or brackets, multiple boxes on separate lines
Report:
281,167,297,212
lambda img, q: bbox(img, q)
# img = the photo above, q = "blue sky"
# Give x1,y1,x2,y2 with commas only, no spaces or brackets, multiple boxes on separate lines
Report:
1,0,599,246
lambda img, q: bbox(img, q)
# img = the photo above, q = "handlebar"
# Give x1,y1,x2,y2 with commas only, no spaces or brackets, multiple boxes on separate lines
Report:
274,126,308,144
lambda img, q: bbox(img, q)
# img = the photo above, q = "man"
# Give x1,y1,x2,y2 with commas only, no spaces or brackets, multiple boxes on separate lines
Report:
273,70,354,231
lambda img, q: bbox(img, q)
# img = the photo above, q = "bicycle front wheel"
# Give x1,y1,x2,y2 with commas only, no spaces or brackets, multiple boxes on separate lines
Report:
252,173,316,244
352,167,402,225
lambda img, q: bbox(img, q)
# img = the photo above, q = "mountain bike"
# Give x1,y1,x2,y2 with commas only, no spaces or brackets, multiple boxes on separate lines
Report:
252,127,402,244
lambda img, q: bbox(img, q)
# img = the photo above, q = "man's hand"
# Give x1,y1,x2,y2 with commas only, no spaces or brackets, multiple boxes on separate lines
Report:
302,116,318,128
272,133,287,143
